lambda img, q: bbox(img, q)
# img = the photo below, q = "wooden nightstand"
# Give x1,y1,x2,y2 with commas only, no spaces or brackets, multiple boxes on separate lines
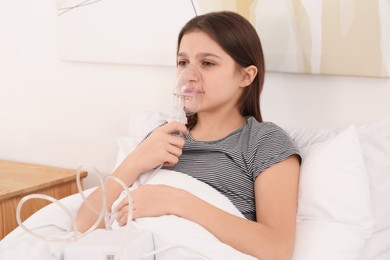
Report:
0,160,88,239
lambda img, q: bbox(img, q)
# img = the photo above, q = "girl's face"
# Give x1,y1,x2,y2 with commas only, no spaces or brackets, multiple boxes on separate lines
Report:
177,31,247,114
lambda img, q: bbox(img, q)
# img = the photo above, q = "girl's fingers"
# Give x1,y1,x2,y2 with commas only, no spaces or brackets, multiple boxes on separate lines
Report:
115,198,128,212
141,123,185,164
116,205,129,226
163,153,180,167
168,135,185,148
167,145,183,158
160,122,188,136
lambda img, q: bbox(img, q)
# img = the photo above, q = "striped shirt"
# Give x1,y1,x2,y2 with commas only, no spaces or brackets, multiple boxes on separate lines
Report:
167,117,300,221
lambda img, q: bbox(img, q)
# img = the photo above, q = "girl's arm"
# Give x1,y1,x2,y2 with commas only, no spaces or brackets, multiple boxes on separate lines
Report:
75,122,187,233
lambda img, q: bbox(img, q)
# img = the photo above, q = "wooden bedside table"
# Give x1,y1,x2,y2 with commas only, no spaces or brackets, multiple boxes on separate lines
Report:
0,160,88,239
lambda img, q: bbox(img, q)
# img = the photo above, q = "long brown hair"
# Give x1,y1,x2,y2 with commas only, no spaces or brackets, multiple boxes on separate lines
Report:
177,11,265,128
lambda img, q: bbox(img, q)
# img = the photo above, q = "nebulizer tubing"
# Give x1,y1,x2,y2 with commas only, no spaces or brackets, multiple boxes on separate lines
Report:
16,193,80,242
16,164,133,245
16,164,212,259
140,244,212,259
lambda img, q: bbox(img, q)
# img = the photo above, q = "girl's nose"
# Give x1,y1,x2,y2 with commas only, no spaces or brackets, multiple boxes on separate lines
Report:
176,64,204,96
181,64,201,82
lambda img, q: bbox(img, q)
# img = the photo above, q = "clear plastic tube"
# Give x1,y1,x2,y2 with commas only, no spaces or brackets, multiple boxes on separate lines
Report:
104,175,133,260
16,164,214,259
140,244,213,259
15,164,133,244
16,193,80,242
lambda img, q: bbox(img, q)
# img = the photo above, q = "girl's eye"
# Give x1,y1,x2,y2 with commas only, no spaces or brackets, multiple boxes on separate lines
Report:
202,61,214,67
177,60,188,67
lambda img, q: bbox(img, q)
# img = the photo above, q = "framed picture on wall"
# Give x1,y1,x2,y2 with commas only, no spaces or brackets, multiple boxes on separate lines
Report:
57,0,390,77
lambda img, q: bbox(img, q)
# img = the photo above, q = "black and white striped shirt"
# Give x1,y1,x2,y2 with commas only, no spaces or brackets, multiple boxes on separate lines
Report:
168,117,300,221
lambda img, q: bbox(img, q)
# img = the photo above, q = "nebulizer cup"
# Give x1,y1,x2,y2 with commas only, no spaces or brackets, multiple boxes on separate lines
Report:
170,64,204,124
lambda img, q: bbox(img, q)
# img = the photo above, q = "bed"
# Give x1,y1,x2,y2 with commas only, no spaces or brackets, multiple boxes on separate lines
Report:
0,111,389,259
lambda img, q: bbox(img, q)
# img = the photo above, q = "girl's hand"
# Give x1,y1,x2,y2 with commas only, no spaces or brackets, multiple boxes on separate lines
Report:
115,184,186,226
128,122,188,174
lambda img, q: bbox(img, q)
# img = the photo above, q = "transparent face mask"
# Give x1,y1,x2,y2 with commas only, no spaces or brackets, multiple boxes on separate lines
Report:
171,64,204,123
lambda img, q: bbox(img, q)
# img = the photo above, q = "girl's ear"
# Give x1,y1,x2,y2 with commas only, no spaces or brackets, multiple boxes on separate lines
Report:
239,65,258,88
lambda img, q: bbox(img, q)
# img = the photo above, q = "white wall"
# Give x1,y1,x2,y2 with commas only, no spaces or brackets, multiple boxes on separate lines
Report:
1,0,389,188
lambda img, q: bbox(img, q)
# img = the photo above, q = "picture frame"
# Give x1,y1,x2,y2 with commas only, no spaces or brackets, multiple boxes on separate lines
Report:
57,0,390,77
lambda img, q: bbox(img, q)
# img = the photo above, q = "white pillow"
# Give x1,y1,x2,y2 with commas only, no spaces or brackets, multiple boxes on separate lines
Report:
355,119,390,260
287,118,390,259
355,119,390,231
291,126,374,259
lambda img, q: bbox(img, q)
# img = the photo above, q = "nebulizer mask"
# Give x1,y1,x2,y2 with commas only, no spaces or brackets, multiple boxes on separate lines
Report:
14,65,209,259
169,64,204,124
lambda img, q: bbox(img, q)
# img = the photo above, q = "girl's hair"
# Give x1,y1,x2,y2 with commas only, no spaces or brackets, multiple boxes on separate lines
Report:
177,11,265,128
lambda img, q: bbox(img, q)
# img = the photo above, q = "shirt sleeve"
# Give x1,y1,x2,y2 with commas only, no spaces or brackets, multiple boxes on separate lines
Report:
250,122,301,180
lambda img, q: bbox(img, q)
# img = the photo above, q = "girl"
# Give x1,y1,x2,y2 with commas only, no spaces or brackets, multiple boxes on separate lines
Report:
77,11,301,260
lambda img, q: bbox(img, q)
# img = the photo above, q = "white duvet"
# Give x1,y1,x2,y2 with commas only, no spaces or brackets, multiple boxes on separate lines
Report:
0,169,255,260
